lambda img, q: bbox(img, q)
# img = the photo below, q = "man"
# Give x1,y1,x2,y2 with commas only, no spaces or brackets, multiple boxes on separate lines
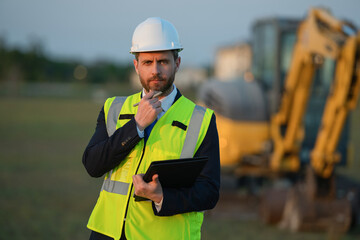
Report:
83,17,220,240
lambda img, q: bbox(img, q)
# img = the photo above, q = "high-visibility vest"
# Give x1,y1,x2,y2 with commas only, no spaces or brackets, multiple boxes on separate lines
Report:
87,92,214,240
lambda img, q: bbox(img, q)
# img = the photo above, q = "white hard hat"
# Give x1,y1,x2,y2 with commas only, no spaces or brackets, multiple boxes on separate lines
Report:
130,17,183,54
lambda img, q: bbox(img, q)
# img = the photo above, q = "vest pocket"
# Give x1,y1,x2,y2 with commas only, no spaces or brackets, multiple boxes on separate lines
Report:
172,120,187,131
119,114,134,119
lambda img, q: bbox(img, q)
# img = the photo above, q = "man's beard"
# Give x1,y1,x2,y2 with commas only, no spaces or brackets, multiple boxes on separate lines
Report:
140,72,175,95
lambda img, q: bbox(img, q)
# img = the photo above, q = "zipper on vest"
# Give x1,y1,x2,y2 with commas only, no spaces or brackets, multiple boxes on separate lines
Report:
123,140,147,222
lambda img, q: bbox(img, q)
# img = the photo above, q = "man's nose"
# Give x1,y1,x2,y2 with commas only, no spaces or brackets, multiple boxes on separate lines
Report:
151,62,161,75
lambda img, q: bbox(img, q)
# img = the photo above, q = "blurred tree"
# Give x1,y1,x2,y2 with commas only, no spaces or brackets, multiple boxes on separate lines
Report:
0,36,133,84
87,60,133,84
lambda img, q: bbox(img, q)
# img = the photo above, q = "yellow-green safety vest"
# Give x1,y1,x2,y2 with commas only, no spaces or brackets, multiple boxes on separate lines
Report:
87,92,213,240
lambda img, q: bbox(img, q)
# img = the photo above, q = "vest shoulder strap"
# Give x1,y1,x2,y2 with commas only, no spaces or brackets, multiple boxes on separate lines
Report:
107,96,127,136
180,104,207,158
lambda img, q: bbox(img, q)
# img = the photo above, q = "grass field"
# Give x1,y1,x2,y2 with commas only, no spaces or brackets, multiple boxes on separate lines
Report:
0,95,359,240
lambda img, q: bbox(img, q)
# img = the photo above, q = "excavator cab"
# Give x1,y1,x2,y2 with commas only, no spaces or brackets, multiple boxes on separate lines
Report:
251,18,299,116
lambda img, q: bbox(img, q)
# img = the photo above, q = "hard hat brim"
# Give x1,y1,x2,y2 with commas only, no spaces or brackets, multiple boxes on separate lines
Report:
129,47,183,54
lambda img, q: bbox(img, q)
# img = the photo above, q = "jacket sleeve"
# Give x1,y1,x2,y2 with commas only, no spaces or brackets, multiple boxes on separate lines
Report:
82,106,142,178
153,113,220,216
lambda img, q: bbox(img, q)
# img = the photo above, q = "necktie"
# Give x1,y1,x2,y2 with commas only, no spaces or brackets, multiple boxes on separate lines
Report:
144,119,157,142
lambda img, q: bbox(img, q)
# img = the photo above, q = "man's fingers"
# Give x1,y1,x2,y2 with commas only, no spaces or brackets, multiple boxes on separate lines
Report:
133,173,163,202
132,175,139,185
133,174,144,181
133,174,146,196
144,90,162,100
152,174,159,183
146,99,162,112
143,91,155,99
153,100,162,108
148,98,159,104
143,90,156,100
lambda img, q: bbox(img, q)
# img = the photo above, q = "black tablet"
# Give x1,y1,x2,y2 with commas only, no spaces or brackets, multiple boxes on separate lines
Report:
143,156,209,188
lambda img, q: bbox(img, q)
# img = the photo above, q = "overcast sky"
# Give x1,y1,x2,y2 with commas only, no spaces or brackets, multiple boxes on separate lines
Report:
1,0,359,67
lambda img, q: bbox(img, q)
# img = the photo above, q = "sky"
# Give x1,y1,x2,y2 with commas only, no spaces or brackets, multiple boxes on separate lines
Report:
1,0,360,67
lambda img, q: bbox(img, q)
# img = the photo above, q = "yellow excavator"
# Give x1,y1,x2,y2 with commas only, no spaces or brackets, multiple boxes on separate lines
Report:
199,8,360,232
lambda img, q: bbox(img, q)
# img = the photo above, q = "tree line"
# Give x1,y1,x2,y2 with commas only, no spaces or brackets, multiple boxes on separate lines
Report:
0,37,133,84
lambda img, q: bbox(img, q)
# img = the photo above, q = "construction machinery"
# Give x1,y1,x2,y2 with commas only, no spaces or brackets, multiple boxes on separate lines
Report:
199,8,360,232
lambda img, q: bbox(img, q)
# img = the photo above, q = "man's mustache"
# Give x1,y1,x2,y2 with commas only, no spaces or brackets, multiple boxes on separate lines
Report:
149,75,165,81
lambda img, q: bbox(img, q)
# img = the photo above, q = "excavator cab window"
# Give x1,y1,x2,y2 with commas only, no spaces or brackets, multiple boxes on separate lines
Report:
279,30,297,89
301,58,349,164
251,18,299,115
252,22,277,92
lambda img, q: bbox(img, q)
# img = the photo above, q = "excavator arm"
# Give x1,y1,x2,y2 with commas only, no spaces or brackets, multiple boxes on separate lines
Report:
270,8,355,173
311,33,360,178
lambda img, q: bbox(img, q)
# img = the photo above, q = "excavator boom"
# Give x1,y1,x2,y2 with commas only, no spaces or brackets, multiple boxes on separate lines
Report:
311,33,360,178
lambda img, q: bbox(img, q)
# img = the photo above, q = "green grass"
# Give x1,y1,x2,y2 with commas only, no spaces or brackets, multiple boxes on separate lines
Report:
0,97,103,239
0,96,359,240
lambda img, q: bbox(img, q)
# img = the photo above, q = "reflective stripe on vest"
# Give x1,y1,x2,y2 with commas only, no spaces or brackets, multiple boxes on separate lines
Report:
106,96,127,137
180,104,206,158
102,97,129,195
101,170,130,195
102,96,207,195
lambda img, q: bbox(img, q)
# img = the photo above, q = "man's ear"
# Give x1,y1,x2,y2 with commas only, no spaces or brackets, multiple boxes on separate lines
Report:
133,59,139,74
175,57,181,72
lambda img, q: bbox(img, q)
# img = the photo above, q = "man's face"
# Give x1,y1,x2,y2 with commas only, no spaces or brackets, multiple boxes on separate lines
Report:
133,51,181,94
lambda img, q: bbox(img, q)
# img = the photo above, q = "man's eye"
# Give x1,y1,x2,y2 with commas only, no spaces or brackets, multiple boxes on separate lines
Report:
160,60,169,65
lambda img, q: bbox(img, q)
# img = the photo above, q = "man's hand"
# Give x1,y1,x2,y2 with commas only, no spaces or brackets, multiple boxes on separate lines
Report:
132,174,163,203
134,91,162,131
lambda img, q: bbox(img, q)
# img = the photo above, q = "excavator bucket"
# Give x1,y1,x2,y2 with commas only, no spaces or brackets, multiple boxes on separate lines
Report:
279,184,352,233
259,188,288,224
